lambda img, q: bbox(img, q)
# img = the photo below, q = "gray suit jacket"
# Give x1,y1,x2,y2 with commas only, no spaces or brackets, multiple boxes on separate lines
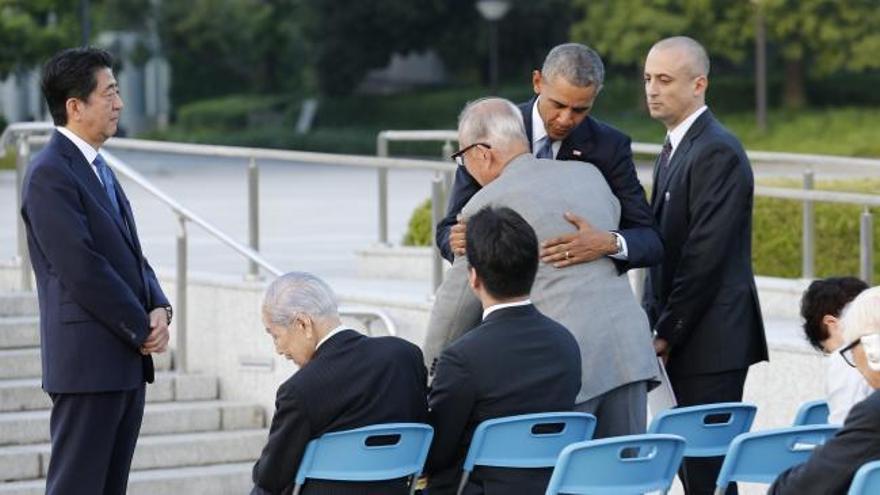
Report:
423,153,657,403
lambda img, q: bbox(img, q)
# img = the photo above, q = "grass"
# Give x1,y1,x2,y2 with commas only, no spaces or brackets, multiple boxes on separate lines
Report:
0,148,15,170
752,178,880,280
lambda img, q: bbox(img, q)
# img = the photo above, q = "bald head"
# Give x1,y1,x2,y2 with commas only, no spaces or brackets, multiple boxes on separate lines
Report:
644,36,710,130
650,36,710,78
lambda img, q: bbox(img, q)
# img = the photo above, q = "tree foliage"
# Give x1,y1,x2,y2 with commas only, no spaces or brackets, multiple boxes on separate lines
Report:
570,0,880,108
0,0,80,78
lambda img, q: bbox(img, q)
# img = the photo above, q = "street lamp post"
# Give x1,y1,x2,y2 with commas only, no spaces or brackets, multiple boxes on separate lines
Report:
476,0,511,95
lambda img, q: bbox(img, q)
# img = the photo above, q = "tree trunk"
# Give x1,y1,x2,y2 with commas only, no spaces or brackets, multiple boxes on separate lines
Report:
782,58,806,109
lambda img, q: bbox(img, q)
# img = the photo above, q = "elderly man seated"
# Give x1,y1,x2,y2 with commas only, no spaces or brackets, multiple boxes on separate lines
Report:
770,285,880,494
250,272,428,495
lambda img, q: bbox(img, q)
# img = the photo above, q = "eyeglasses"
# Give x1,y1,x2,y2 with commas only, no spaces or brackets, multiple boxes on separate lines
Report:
450,142,491,166
840,338,862,368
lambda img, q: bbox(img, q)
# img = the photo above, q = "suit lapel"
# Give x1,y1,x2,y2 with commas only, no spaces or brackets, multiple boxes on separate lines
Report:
55,133,138,252
558,117,593,161
519,99,535,149
652,111,714,216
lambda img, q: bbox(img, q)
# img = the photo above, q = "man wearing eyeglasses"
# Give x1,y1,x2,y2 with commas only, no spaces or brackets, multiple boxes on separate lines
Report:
770,285,880,494
424,97,657,441
436,43,662,273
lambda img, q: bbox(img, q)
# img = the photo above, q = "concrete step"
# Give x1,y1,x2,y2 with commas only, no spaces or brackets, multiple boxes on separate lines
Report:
0,317,39,349
0,372,218,412
0,294,37,318
0,461,254,495
0,429,266,483
0,400,265,447
0,347,173,380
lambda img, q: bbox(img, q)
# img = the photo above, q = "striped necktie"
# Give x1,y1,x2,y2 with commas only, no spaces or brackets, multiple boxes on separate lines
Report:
536,136,554,159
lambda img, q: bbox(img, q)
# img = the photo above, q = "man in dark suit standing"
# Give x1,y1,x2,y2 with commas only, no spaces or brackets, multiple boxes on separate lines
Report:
425,206,582,494
642,37,769,494
20,48,172,495
437,43,662,273
251,272,428,495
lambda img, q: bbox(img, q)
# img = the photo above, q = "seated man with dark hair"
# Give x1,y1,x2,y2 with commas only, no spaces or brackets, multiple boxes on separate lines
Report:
800,276,870,423
251,272,428,495
771,285,880,494
425,205,582,495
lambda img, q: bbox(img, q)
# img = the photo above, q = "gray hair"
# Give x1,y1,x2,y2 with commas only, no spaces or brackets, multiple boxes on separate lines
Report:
262,271,339,327
651,36,711,77
458,97,528,150
842,285,880,345
541,43,605,89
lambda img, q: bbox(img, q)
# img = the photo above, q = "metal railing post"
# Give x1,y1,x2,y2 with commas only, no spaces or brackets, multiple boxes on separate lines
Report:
802,170,815,279
376,134,389,245
441,140,454,200
16,136,32,291
860,206,873,285
247,157,261,279
175,215,188,372
431,174,444,293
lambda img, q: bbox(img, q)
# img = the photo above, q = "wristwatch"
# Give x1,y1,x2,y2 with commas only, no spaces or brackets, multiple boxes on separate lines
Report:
162,305,173,325
612,232,624,256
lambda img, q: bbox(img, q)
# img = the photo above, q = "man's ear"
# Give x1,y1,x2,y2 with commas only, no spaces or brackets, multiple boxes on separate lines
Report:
694,75,708,97
294,313,314,340
532,70,543,95
468,266,480,293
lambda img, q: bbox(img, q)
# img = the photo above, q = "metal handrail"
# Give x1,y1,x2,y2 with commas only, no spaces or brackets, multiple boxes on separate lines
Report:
377,129,880,285
6,122,401,372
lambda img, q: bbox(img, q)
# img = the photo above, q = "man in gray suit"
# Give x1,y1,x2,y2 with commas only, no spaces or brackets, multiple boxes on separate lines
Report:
423,97,657,437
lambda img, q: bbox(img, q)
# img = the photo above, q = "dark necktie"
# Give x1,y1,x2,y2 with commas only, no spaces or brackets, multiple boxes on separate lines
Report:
93,153,122,217
655,137,673,190
536,136,554,159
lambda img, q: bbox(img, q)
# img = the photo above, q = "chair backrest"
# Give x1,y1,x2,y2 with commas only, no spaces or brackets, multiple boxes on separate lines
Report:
293,423,434,487
648,402,757,457
792,399,830,426
462,412,597,472
848,460,880,495
544,433,686,495
715,424,839,492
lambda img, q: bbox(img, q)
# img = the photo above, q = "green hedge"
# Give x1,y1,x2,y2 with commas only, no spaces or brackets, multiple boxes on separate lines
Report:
176,94,289,131
403,178,880,281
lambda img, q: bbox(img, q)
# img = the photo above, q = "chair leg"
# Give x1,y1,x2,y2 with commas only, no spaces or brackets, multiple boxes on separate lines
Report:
409,475,417,495
292,485,301,495
456,472,471,495
713,486,726,495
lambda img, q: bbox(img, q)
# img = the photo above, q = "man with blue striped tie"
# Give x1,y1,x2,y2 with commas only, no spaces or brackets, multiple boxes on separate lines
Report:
20,47,171,495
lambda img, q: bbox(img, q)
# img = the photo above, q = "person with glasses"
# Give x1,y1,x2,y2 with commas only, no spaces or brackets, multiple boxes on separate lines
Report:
435,43,662,274
770,285,880,495
423,97,657,441
800,277,870,424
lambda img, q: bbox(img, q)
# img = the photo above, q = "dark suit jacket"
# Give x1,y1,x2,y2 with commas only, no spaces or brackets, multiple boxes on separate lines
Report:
425,304,582,495
643,110,768,378
20,131,167,393
436,98,662,272
251,330,429,495
770,390,880,494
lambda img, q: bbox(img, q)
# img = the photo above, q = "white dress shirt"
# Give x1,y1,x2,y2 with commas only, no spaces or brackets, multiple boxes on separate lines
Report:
482,299,532,321
316,324,348,350
826,351,874,424
665,105,708,161
56,126,104,184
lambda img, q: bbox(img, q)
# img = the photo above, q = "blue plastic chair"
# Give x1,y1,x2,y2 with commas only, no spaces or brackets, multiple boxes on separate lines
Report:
648,402,757,457
457,412,597,495
714,424,839,495
544,433,687,494
792,399,830,426
848,460,880,495
292,422,434,495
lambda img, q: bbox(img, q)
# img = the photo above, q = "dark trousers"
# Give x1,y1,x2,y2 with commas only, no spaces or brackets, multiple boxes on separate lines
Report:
669,369,748,495
47,385,146,495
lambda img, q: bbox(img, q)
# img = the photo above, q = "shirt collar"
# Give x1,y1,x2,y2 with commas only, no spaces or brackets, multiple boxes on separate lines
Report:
56,126,100,165
666,106,708,157
531,98,562,159
316,324,348,350
482,298,532,320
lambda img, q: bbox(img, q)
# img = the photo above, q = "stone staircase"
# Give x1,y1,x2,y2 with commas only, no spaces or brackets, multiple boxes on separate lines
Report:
0,291,269,494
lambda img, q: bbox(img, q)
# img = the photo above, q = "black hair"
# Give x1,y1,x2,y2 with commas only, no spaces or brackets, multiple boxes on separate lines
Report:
465,206,538,299
41,47,115,126
800,276,868,352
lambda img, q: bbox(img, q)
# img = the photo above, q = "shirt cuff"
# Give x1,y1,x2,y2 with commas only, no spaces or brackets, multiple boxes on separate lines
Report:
608,232,629,260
